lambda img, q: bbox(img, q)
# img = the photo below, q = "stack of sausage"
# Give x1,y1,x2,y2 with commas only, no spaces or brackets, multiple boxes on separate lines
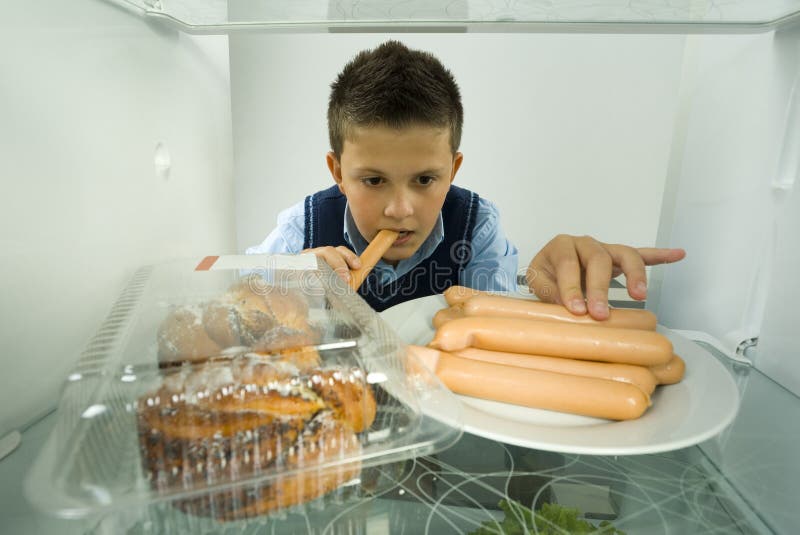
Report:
410,286,685,421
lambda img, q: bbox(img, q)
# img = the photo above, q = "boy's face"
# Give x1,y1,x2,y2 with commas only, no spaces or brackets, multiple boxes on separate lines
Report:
327,124,463,265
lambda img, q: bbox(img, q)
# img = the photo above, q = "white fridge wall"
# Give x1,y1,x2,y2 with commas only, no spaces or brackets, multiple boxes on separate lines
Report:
651,29,800,362
748,25,800,396
756,51,800,395
0,0,235,437
231,33,685,267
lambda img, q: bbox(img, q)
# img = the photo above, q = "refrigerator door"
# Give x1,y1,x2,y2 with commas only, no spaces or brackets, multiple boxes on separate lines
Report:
650,24,800,384
0,0,235,440
755,164,800,394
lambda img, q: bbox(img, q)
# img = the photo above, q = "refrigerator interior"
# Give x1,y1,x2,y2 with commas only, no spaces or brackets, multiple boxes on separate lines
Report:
1,0,799,533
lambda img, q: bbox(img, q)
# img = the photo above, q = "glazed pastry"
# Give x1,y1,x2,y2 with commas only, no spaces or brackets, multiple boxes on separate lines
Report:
137,354,376,520
309,368,377,433
138,357,322,488
173,412,361,521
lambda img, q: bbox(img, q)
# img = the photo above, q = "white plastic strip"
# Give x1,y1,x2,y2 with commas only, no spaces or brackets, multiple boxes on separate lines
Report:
0,430,21,461
670,329,753,365
195,253,318,272
774,49,800,192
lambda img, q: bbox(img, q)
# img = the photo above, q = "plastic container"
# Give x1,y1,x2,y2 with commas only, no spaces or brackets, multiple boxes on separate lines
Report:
24,255,462,526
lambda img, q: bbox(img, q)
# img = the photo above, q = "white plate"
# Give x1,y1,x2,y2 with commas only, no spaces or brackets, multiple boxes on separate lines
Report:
381,294,740,455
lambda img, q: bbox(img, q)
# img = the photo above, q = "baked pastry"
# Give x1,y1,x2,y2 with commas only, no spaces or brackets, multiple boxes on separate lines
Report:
225,278,310,334
221,279,279,345
309,368,377,434
157,306,222,365
157,279,318,367
137,353,376,520
173,412,361,521
202,301,243,349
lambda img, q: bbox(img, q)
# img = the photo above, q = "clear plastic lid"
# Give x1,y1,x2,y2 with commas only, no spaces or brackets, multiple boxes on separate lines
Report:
24,255,462,521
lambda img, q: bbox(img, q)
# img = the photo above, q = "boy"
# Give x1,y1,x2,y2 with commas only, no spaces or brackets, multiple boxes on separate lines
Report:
247,40,518,312
247,40,686,315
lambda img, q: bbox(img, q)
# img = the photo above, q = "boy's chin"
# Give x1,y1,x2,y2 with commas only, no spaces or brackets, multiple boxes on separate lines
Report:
382,245,420,265
382,254,410,266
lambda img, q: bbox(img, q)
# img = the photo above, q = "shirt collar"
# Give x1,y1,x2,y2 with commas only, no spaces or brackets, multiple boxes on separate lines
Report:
342,203,445,276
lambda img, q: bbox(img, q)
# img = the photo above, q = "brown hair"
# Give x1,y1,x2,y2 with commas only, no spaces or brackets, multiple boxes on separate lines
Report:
328,40,463,157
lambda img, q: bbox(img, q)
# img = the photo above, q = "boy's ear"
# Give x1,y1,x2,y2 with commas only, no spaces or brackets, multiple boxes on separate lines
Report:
450,152,464,183
326,152,345,193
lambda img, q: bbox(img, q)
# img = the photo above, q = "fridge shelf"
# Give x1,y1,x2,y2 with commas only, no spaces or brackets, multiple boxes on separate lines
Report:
106,0,800,34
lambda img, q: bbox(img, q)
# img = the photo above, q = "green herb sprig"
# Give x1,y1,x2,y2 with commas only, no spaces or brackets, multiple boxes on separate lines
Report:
469,499,626,535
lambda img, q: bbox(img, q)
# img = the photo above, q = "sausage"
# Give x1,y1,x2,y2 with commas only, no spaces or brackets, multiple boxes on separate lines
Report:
407,344,444,373
460,294,657,331
443,285,492,306
452,347,658,395
429,317,673,366
348,229,399,290
432,304,465,329
649,354,686,385
408,345,650,421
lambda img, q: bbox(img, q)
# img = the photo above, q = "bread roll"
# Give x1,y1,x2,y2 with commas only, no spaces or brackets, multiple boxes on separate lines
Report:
157,306,222,365
202,301,242,348
223,281,279,345
157,279,316,367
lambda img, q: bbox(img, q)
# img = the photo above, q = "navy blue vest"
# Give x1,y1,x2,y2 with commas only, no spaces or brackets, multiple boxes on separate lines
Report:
303,185,480,312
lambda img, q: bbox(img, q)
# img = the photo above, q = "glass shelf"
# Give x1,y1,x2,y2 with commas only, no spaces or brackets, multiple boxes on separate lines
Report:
107,0,800,34
5,271,798,532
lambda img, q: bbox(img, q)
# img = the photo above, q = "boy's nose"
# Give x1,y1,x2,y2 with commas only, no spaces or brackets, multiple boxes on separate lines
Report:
384,194,414,219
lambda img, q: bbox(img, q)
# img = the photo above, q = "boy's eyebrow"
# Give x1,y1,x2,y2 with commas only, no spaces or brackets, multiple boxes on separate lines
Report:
352,167,386,175
353,166,447,176
414,168,447,176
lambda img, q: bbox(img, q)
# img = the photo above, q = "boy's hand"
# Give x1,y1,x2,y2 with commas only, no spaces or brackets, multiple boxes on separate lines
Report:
525,234,686,320
303,246,362,283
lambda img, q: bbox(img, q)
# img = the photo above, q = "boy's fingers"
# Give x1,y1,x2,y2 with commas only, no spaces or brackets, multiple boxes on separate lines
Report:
307,247,351,282
527,235,587,314
637,247,687,266
528,238,686,318
606,244,648,301
574,237,613,320
325,252,352,282
608,246,685,301
548,238,587,315
335,246,362,269
526,261,560,304
554,261,587,315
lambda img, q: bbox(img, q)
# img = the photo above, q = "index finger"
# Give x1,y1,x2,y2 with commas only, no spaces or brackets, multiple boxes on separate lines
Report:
609,246,685,301
637,247,686,266
605,244,649,301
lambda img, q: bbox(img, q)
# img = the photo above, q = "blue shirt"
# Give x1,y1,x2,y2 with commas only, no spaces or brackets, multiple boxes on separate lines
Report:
246,197,519,292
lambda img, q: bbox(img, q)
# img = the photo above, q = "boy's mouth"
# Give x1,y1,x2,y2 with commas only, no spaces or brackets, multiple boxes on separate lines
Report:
391,230,413,246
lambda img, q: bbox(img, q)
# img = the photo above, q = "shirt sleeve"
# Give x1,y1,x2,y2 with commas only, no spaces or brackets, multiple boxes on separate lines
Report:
460,198,519,292
244,199,306,255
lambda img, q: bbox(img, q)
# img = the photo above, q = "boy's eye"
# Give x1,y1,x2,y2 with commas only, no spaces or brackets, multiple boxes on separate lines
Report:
417,175,436,186
362,177,384,186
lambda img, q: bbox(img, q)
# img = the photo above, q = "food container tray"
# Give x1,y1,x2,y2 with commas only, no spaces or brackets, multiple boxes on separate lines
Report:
24,255,462,523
